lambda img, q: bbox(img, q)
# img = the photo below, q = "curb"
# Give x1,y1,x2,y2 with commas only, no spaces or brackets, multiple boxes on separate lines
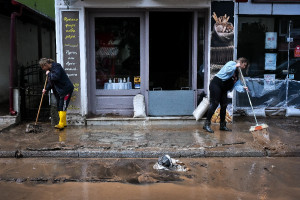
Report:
1,149,299,158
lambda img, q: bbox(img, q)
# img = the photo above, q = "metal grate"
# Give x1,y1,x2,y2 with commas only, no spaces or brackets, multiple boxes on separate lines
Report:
19,61,50,122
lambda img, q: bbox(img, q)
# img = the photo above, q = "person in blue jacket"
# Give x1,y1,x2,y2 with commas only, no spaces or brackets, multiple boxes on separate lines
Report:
39,58,74,129
203,57,249,133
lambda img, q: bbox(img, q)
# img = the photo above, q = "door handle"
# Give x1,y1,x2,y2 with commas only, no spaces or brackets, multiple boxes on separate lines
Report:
153,87,162,91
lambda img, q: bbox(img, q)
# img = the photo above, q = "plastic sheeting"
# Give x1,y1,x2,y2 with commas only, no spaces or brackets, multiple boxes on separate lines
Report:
234,78,300,116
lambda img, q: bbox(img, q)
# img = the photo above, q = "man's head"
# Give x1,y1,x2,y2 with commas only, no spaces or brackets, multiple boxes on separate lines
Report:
39,58,54,71
237,57,249,69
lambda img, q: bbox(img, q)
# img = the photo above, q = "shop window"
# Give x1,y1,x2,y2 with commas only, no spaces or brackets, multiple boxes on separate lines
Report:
236,16,300,110
237,16,300,81
95,17,140,89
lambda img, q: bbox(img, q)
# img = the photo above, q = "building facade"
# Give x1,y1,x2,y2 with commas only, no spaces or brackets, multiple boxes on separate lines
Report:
55,0,212,119
54,0,300,122
0,0,55,120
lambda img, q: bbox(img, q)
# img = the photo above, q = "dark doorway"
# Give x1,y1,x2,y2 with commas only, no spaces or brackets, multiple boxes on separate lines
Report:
19,62,50,121
149,12,192,90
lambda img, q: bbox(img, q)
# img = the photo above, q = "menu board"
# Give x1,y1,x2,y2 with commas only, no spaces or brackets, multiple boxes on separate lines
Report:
62,11,81,112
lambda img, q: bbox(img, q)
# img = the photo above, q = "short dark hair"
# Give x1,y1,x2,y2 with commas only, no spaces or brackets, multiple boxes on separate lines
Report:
39,58,54,66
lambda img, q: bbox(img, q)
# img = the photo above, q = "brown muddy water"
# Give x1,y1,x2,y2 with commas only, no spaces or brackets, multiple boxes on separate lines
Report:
0,157,299,200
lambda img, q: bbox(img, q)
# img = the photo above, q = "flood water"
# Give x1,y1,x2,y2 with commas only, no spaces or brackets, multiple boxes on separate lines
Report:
0,157,299,200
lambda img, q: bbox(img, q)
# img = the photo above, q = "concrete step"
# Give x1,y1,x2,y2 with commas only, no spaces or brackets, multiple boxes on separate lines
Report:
0,115,17,124
0,115,18,131
86,116,204,126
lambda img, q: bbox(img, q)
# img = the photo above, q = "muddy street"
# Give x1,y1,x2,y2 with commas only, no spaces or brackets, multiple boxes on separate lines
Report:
0,116,299,199
0,157,300,200
0,116,299,158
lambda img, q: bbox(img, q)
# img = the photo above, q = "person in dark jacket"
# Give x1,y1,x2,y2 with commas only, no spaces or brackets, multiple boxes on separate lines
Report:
39,58,74,129
203,57,249,133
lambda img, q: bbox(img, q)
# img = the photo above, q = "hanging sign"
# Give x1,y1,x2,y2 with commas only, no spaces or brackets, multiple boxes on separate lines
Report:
295,45,300,58
265,53,277,70
62,11,81,112
265,32,277,49
264,74,276,91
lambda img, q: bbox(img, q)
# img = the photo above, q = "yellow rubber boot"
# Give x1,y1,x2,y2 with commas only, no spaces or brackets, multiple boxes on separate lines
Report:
55,111,64,129
61,111,67,127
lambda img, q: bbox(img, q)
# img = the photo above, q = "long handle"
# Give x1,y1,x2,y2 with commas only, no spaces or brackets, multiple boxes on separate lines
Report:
35,76,48,125
238,67,259,126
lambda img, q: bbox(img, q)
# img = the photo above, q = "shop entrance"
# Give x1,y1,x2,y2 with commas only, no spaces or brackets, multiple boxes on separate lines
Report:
148,12,195,116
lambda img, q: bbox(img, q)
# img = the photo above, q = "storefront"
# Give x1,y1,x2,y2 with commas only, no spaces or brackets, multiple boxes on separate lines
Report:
56,0,300,120
234,0,300,116
55,0,211,118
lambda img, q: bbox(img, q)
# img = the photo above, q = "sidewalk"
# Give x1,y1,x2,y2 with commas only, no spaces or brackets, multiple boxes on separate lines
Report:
0,116,299,158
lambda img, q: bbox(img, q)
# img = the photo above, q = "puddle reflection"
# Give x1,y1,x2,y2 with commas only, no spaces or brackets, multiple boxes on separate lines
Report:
54,129,67,143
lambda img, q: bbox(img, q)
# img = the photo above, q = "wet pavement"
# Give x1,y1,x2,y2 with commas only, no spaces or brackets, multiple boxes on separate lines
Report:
0,116,299,158
0,116,300,199
0,157,299,199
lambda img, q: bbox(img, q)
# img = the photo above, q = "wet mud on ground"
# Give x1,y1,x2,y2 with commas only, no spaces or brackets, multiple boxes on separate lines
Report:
0,157,299,200
0,116,299,157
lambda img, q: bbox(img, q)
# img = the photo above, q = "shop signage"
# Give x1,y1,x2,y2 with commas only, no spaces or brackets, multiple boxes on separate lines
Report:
265,53,277,70
265,32,277,49
210,1,234,123
264,74,275,91
295,45,300,58
62,11,81,112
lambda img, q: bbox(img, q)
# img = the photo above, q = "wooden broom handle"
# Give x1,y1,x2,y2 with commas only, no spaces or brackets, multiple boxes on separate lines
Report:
35,76,48,125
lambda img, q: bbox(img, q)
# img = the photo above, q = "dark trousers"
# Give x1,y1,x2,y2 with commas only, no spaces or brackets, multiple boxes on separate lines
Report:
55,91,73,111
206,76,229,123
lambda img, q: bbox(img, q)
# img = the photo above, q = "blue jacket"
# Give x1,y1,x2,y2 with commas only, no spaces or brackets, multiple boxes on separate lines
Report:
45,62,74,96
216,61,245,93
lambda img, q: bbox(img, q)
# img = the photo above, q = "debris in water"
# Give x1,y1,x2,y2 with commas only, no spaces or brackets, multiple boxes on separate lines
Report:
153,155,190,172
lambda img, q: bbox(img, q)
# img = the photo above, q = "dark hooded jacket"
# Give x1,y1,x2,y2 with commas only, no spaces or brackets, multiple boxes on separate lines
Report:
45,62,74,96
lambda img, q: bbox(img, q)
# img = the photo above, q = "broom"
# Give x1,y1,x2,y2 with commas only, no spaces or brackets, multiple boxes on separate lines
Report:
238,67,270,144
25,75,48,133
